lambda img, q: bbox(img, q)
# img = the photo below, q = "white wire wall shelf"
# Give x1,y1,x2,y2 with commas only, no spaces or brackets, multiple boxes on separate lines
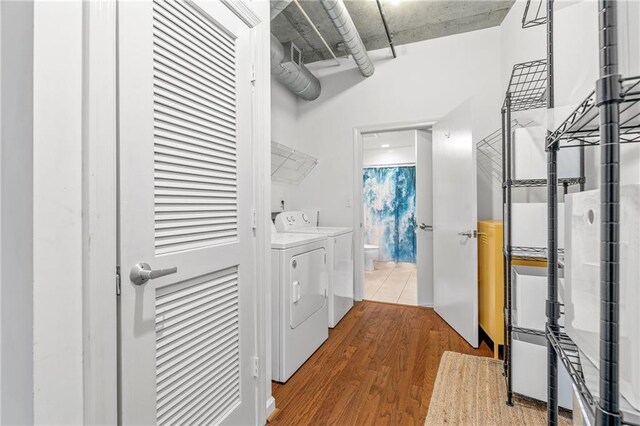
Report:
546,76,640,149
522,0,546,28
271,141,318,186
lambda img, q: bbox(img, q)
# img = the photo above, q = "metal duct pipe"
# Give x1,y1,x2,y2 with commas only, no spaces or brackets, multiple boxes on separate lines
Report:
270,0,292,20
320,0,374,77
270,34,321,101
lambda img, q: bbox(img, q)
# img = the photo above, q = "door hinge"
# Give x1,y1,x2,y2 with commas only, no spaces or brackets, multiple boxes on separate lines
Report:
116,267,122,296
250,63,256,84
252,356,259,378
251,208,257,230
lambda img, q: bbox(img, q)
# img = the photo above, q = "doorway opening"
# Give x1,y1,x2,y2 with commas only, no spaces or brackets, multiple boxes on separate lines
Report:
356,127,433,307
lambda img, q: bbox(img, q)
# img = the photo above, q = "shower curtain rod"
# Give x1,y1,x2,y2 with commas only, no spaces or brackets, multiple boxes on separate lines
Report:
364,162,416,168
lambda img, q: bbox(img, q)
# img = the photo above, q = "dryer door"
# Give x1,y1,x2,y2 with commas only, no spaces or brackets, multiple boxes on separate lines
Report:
290,248,327,328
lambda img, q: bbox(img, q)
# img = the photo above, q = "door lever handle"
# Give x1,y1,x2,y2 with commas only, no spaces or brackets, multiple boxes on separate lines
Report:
418,223,433,231
458,230,477,238
130,262,178,286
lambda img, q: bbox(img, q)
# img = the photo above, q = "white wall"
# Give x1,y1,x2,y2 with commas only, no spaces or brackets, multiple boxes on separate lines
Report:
271,78,300,213
363,146,415,167
282,27,502,227
32,2,84,423
0,2,34,423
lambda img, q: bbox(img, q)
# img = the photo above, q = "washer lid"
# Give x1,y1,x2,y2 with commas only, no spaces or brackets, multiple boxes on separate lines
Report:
271,232,327,249
281,227,353,237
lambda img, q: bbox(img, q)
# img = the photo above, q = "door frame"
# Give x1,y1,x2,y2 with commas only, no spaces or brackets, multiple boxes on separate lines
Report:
83,0,271,423
352,119,436,303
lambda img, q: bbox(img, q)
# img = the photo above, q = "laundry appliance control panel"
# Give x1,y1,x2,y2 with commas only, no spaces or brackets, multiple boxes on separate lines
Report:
274,211,312,232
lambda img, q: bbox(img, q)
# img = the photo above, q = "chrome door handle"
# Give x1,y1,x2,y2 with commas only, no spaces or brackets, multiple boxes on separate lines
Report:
458,230,477,238
130,262,178,286
418,223,433,231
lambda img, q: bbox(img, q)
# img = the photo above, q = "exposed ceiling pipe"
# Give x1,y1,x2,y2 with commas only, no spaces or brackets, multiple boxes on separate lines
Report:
270,34,321,101
319,0,375,77
270,0,292,20
375,0,397,58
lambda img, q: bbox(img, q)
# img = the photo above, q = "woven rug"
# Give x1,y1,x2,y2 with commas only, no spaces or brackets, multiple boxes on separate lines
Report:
424,351,571,425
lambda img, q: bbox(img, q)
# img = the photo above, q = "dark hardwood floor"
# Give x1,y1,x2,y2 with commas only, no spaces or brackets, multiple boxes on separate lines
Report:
270,301,493,426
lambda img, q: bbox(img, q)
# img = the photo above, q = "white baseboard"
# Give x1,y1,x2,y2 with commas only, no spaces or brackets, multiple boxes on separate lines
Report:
266,396,276,418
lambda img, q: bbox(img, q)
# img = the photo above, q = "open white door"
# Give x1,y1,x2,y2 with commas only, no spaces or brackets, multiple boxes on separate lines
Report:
118,1,257,424
415,130,434,307
432,101,479,348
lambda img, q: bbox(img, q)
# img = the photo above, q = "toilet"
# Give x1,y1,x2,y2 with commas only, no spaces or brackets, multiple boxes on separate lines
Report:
364,244,379,271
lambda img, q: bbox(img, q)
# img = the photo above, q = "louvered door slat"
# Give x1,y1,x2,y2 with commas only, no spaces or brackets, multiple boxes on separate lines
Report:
153,23,236,89
156,266,240,426
154,77,236,120
155,0,235,54
153,0,238,256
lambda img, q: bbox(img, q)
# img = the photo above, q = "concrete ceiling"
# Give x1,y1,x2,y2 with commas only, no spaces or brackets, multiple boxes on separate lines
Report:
271,0,514,64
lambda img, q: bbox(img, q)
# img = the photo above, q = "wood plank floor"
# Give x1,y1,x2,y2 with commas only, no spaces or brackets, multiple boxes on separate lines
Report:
270,301,493,426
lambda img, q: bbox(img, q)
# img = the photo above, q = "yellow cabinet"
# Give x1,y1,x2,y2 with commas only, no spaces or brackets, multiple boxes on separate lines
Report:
478,221,546,358
478,220,504,358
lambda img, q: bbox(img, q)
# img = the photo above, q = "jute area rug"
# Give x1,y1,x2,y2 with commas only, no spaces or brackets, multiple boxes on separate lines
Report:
425,351,571,425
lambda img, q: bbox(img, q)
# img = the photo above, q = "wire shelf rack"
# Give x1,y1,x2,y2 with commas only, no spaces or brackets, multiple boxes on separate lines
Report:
547,327,594,408
512,326,546,337
504,177,585,188
522,0,546,28
506,246,564,261
270,141,318,186
476,120,528,181
546,76,640,148
506,60,548,112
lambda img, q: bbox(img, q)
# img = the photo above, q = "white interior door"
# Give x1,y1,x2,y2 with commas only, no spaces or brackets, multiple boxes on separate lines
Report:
415,129,434,307
432,101,479,348
118,1,257,424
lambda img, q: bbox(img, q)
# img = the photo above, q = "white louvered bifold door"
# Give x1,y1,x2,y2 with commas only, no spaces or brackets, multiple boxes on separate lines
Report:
118,1,258,424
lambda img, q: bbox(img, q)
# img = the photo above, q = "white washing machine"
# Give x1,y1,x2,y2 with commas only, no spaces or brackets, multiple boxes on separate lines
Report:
275,211,354,328
271,230,329,383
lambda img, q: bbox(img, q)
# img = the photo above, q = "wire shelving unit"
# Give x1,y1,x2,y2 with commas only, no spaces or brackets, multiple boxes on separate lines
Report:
543,1,640,425
522,0,546,28
501,55,585,407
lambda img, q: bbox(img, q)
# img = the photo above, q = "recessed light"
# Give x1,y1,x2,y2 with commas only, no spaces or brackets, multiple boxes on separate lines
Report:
381,144,390,148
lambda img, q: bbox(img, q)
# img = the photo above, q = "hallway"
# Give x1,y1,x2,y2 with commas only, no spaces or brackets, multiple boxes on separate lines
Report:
270,302,492,425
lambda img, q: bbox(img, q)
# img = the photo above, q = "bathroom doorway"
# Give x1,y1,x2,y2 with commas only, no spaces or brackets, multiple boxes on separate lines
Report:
357,127,433,306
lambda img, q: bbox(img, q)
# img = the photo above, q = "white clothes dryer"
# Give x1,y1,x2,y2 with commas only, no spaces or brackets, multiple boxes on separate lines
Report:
271,231,329,383
275,211,354,328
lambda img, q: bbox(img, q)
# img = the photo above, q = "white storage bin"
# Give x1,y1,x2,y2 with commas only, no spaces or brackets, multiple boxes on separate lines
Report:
512,265,564,331
565,185,640,411
512,332,573,409
511,203,565,249
513,126,581,180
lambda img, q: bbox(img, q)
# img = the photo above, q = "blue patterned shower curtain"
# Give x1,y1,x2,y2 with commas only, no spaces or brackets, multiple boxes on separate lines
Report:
363,166,416,263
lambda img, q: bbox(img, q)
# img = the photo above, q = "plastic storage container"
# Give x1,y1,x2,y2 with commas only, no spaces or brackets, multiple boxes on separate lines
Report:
564,185,640,410
511,203,565,249
513,126,581,180
512,332,573,409
512,265,564,331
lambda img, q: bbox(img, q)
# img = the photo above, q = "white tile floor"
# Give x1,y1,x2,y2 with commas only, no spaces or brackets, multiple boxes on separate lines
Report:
364,261,417,306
